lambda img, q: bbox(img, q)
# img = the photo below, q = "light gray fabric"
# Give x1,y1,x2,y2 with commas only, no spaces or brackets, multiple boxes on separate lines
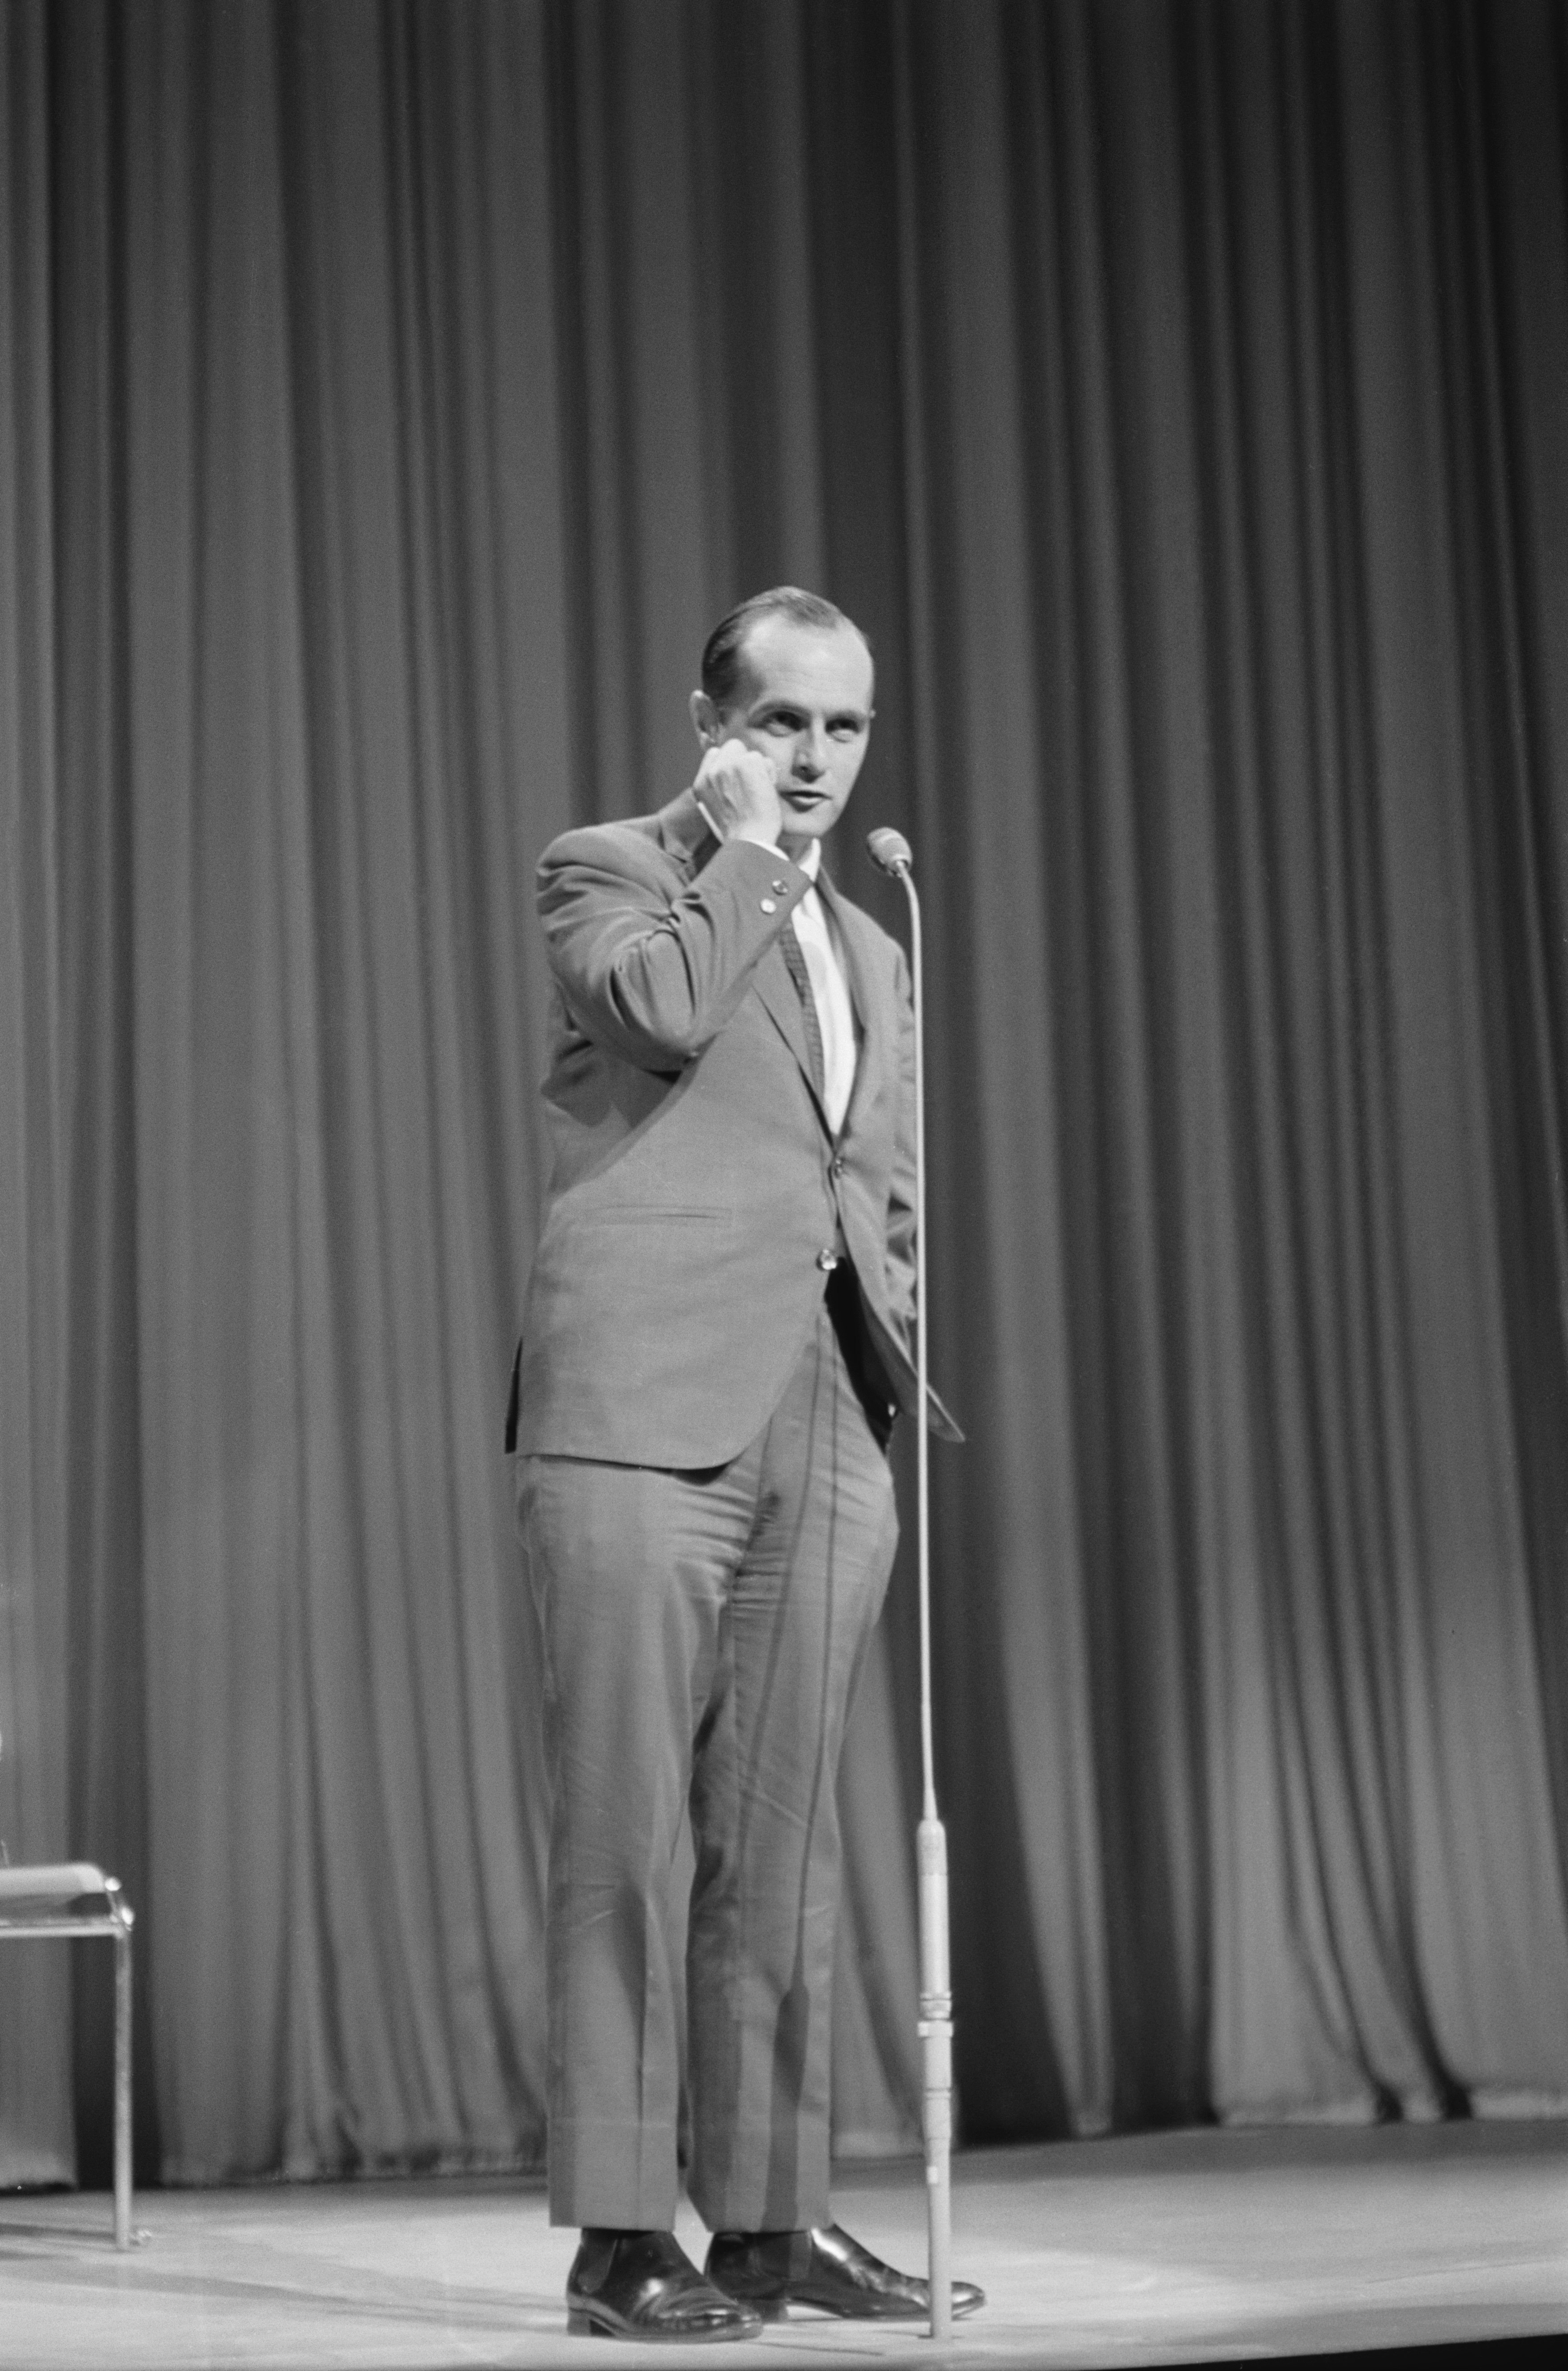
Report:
512,797,952,1466
520,1299,898,2230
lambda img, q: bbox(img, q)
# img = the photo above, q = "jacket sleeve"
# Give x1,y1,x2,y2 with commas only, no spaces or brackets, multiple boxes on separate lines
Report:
537,829,809,1071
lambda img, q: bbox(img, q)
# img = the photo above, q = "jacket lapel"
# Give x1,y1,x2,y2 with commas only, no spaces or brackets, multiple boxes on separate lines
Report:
753,944,831,1132
655,806,825,1097
659,810,871,1140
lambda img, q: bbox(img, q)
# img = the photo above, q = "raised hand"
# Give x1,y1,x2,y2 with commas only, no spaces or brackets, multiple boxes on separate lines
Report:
693,737,783,849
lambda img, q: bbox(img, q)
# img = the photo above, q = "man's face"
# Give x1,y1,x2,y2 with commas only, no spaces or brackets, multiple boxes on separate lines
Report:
695,616,875,848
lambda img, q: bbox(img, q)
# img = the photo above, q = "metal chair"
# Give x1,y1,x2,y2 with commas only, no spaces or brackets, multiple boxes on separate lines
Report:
0,1863,134,2247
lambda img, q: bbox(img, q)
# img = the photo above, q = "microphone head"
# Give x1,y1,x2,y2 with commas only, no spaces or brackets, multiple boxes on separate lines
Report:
867,827,913,876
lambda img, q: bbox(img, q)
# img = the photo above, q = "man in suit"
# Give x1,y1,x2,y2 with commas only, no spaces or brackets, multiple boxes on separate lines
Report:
510,588,982,2341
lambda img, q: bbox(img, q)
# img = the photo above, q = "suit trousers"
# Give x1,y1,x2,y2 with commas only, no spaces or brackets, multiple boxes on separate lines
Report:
517,1288,899,2232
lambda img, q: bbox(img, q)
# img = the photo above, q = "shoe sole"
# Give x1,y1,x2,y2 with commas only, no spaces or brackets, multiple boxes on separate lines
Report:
567,2304,761,2342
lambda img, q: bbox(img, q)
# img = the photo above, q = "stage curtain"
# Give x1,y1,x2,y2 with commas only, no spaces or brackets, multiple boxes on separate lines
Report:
0,0,75,2185
2,0,1566,2186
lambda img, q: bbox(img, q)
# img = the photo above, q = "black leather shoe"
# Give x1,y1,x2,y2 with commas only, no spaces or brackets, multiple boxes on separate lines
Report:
705,2221,985,2321
567,2229,763,2342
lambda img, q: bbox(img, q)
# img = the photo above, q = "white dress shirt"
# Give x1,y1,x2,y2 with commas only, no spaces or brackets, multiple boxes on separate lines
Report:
790,839,858,1135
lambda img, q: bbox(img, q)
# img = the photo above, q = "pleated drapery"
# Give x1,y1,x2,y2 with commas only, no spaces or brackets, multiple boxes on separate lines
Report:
2,0,1567,2187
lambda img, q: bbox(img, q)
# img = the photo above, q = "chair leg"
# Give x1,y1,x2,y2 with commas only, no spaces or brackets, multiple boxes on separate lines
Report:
113,1930,132,2250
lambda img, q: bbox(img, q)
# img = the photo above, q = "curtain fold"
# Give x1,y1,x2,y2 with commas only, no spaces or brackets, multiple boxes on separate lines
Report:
0,0,74,2188
2,0,1566,2186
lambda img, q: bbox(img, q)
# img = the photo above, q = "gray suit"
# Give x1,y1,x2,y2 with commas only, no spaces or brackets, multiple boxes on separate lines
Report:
511,792,952,2231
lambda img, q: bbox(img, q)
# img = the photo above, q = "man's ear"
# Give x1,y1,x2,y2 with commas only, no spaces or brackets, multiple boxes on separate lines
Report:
689,688,720,746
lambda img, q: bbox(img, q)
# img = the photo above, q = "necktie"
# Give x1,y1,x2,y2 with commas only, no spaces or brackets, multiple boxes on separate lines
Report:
779,920,826,1098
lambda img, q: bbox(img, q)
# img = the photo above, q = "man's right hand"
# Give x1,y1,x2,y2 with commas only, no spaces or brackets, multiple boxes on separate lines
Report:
693,738,783,849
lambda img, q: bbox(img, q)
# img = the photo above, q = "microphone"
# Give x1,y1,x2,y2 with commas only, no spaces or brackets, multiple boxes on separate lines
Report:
864,813,955,2340
867,826,913,876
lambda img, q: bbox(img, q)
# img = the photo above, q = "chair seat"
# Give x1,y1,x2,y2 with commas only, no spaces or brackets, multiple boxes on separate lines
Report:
0,1861,115,1909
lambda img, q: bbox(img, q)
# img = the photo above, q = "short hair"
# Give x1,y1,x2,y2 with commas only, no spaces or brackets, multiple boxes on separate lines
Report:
700,587,869,710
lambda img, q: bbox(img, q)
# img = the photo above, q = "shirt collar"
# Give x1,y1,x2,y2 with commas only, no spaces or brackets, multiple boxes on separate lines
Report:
792,836,823,882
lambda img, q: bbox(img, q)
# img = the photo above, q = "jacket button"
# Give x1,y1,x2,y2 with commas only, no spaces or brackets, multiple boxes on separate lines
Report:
817,1248,839,1271
830,1155,847,1178
760,897,777,913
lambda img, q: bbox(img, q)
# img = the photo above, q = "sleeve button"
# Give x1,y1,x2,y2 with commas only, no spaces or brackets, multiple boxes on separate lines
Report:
760,897,777,914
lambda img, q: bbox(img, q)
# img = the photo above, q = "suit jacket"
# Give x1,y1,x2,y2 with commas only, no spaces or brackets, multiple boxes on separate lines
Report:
507,792,960,1467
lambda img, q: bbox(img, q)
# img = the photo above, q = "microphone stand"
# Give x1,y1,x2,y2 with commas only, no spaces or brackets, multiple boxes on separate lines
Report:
870,830,953,2342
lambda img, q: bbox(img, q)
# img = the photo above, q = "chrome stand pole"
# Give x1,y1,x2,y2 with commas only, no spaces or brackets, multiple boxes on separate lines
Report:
884,846,953,2342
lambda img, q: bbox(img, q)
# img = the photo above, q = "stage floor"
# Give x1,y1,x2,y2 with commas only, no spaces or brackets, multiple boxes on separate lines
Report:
1,2119,1564,2369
